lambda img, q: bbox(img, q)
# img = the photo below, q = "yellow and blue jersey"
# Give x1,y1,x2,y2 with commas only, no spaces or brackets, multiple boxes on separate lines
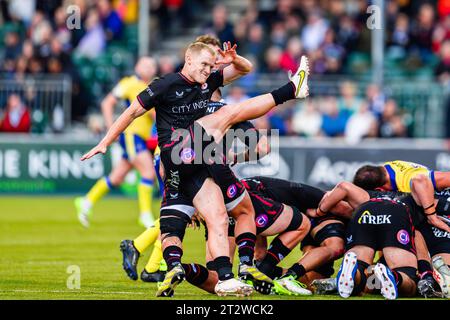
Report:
111,75,154,159
384,160,436,192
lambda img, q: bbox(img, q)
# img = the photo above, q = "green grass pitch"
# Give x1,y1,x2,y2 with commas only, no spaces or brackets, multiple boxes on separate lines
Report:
0,195,429,300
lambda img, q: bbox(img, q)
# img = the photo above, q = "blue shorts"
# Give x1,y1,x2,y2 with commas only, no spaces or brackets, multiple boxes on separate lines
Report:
119,133,148,160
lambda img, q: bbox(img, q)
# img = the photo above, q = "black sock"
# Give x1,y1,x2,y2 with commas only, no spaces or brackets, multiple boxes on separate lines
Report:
392,270,404,287
182,263,209,286
286,264,306,279
258,237,291,278
353,260,369,295
270,82,296,105
235,232,256,266
418,260,433,280
273,266,284,279
163,246,183,271
214,256,234,281
206,261,216,271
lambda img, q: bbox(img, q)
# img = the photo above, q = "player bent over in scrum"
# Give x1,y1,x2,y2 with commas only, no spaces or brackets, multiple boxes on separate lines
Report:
315,181,450,299
239,177,351,294
181,190,311,296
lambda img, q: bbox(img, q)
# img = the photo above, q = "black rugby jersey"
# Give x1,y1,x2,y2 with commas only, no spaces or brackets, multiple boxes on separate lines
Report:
137,71,223,148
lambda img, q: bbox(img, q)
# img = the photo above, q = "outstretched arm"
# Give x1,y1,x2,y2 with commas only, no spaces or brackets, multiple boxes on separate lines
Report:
81,99,148,160
411,174,450,233
317,182,370,217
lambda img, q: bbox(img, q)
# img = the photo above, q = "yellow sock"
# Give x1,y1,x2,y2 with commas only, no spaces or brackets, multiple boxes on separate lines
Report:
138,178,154,217
133,219,159,253
145,239,163,273
86,177,112,205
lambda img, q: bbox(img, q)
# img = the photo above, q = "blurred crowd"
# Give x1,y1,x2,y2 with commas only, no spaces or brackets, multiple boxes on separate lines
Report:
0,0,449,139
224,80,411,143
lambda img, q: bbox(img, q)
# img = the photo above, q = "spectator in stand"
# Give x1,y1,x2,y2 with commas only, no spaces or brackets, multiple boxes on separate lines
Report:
433,14,450,55
410,3,436,62
366,83,386,118
270,20,288,48
0,94,31,133
4,31,22,60
224,86,250,105
262,46,283,74
320,96,349,137
334,14,360,52
75,9,106,59
53,6,72,52
158,55,176,76
435,39,450,87
243,23,268,67
338,81,363,115
97,0,123,42
292,99,322,137
301,10,328,52
21,39,34,60
345,101,378,145
321,29,345,67
378,99,407,138
204,4,236,45
387,13,410,59
280,36,303,73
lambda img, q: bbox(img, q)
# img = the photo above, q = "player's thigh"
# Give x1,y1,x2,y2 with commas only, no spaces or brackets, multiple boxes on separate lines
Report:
193,178,227,224
109,158,133,185
382,247,418,269
131,150,155,179
311,219,345,240
347,245,376,265
259,205,293,236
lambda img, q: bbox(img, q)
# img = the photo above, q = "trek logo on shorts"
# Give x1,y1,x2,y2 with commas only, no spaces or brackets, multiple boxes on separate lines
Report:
397,230,410,245
227,184,237,198
180,148,195,164
256,214,269,228
358,211,392,224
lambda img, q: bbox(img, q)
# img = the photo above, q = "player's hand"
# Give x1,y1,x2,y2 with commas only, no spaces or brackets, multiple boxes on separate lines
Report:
427,214,450,233
80,143,108,161
216,42,238,65
189,212,203,230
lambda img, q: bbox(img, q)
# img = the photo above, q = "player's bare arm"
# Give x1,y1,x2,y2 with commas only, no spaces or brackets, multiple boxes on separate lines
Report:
101,93,118,130
218,42,253,85
81,99,147,160
317,182,370,217
410,174,450,232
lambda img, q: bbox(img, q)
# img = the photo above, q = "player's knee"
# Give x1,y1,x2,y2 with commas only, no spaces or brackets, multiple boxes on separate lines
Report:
160,214,190,242
300,213,311,233
204,211,228,234
108,175,123,186
322,238,345,260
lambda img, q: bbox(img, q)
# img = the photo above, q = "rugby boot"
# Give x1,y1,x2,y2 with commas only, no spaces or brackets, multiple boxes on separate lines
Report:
336,251,358,298
120,240,140,280
373,263,398,300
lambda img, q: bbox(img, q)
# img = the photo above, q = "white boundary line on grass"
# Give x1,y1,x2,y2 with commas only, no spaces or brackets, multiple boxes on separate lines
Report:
0,289,147,295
